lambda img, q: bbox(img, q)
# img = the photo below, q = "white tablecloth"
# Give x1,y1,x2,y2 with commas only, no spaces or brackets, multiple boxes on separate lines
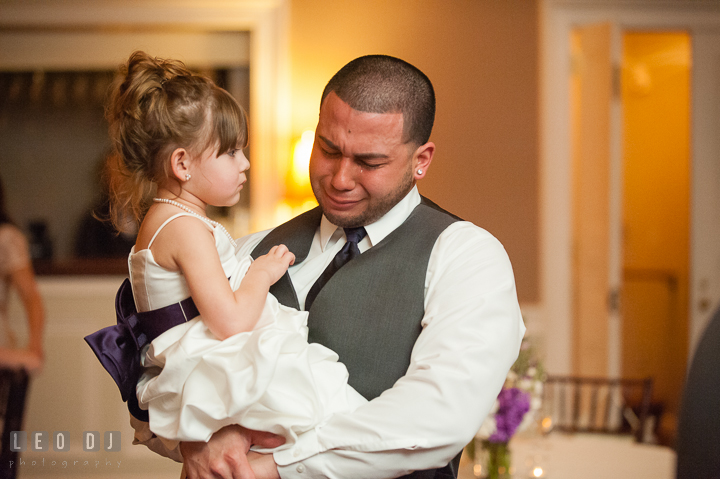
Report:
459,432,676,479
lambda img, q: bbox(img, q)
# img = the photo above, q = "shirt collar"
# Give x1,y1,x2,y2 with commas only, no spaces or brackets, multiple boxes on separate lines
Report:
319,186,421,251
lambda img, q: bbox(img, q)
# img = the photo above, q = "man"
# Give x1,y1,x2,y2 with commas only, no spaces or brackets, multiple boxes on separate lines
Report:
135,54,525,478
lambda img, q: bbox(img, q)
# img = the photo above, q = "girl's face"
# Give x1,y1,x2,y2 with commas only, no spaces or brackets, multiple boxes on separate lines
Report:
187,144,250,208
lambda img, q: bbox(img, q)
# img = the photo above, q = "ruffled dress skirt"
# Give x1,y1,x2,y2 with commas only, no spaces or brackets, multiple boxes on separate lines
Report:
135,255,368,450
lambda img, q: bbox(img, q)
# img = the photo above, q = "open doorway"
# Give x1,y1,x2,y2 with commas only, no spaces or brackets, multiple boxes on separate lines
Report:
620,31,690,442
570,26,691,444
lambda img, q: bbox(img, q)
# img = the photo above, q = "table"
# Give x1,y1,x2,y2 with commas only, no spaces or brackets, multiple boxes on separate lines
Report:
458,432,676,479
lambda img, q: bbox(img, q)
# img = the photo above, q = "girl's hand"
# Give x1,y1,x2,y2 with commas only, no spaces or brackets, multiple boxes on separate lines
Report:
249,245,295,287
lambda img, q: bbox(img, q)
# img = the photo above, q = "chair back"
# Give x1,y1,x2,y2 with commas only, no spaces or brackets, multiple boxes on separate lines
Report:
0,368,30,479
543,375,654,442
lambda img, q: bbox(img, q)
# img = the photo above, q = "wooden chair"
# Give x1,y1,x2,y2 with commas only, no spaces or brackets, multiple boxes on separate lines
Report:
0,368,30,479
542,375,654,443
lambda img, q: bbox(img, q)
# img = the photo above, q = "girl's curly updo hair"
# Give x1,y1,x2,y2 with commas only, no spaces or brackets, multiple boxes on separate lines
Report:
105,51,247,232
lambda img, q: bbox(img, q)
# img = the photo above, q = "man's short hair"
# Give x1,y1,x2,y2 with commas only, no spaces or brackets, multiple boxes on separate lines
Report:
321,55,435,146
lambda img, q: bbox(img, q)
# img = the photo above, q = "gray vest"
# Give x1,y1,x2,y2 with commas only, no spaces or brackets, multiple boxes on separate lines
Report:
252,197,462,478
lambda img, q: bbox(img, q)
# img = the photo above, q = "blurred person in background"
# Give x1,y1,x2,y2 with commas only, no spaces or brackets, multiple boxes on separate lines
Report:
675,302,720,479
0,173,44,372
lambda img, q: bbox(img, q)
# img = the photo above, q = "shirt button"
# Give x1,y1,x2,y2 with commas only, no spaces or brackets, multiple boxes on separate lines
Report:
296,464,305,473
293,449,300,458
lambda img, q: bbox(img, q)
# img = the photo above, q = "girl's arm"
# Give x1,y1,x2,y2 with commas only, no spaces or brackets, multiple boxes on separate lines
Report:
152,216,294,340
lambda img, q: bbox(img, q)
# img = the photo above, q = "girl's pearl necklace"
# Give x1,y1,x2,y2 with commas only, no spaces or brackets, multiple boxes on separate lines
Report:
152,198,237,248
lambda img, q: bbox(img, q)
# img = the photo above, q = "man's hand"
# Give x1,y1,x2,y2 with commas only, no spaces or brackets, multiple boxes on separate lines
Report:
248,452,282,479
180,425,284,479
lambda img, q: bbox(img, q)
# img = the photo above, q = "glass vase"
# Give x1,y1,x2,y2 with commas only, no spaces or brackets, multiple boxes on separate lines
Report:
473,439,512,479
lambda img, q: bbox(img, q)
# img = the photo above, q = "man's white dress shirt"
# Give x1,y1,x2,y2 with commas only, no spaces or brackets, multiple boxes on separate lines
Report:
133,186,525,478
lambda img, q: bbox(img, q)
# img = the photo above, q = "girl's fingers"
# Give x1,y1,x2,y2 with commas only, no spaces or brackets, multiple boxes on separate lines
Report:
267,244,290,258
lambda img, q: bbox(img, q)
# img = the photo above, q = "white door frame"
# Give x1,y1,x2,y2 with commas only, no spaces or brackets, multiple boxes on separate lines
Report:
540,0,720,375
0,0,290,233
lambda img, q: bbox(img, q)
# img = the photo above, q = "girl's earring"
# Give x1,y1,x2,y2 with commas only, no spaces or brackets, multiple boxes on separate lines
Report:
185,173,192,181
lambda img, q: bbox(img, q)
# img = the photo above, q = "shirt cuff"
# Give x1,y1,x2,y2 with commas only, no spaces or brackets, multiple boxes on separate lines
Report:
276,461,312,478
273,428,321,466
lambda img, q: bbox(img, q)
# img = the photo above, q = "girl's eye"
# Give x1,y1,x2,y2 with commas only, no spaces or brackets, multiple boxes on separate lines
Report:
228,149,238,157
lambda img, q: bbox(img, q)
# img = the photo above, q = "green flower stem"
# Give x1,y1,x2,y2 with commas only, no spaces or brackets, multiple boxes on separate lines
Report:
483,441,511,479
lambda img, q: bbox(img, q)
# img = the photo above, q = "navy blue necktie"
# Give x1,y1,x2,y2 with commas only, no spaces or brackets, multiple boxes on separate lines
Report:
305,226,367,311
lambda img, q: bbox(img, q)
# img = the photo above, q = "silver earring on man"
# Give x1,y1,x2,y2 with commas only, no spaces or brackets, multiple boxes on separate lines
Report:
417,169,423,175
185,173,192,181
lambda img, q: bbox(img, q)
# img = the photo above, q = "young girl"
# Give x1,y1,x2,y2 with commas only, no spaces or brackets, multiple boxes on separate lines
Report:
88,51,366,451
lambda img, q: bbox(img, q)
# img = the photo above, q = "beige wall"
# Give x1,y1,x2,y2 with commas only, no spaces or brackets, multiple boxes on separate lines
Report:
288,0,540,302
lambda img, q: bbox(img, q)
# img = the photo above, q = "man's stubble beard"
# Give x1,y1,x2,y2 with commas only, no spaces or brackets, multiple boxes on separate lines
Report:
314,164,415,229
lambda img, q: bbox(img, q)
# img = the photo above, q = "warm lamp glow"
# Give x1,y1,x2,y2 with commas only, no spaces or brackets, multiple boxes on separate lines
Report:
275,198,318,226
281,129,317,216
289,130,315,192
532,466,545,477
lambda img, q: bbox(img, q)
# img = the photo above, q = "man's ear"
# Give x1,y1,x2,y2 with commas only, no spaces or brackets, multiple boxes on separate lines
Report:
413,141,435,180
169,148,191,182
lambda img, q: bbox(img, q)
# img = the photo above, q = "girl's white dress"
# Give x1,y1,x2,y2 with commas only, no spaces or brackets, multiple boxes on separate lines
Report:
131,213,366,450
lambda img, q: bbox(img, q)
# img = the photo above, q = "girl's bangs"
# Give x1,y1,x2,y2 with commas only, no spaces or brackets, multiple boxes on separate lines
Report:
212,89,248,155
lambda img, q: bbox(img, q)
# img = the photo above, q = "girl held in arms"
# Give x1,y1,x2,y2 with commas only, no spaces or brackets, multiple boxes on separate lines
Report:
86,51,365,455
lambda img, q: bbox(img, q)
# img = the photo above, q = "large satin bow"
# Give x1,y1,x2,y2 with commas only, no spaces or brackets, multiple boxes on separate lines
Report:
84,278,149,420
84,278,146,402
85,278,199,421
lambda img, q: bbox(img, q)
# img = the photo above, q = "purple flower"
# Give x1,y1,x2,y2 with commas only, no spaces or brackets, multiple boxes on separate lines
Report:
488,387,531,443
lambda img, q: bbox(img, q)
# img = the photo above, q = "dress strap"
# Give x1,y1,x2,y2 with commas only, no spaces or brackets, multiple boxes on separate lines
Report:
147,213,214,249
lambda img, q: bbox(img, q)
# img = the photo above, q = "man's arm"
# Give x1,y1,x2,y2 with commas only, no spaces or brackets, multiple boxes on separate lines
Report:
182,222,525,478
269,222,525,478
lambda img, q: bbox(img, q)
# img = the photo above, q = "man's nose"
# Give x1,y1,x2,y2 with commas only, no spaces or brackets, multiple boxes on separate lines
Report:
330,157,356,191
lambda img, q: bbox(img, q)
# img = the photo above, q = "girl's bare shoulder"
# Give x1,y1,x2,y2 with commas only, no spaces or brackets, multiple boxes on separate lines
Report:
135,206,215,270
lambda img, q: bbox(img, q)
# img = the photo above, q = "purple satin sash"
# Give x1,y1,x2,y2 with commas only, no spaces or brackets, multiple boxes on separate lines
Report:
84,278,199,421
